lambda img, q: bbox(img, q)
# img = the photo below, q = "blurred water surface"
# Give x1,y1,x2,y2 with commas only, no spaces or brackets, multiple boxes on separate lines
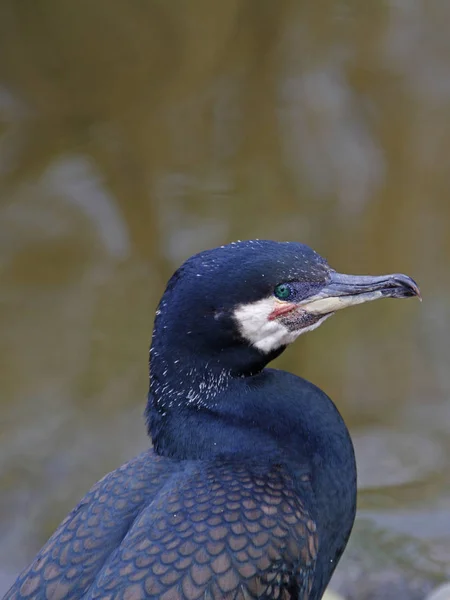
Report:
0,1,449,596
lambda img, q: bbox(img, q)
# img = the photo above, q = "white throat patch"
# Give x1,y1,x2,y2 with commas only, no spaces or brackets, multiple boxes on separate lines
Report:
233,297,330,353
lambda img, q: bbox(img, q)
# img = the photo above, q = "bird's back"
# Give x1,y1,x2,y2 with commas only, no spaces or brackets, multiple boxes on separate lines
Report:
6,450,318,600
4,451,174,600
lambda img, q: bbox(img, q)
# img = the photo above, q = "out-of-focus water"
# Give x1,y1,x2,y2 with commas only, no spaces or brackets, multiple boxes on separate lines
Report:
0,2,449,596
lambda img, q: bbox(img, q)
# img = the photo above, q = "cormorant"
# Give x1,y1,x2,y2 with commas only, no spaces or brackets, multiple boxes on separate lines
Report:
4,240,420,600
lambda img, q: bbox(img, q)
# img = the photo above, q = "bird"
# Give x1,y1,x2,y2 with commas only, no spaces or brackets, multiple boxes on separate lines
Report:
3,240,420,600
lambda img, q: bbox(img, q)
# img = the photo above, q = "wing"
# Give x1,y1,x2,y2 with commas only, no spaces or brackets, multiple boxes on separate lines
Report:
85,461,318,600
3,450,175,600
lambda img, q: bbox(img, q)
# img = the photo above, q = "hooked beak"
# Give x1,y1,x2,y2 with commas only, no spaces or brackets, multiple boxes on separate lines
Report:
301,271,421,316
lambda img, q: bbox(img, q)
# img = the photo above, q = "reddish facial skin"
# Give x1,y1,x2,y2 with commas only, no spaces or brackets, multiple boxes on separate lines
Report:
268,302,297,321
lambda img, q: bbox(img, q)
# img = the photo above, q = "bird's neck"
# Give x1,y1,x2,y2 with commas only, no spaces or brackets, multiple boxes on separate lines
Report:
148,351,232,413
146,329,287,459
147,343,354,474
146,313,285,439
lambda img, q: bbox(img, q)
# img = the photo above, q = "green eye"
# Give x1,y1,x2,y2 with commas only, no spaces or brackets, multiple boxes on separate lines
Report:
274,283,293,300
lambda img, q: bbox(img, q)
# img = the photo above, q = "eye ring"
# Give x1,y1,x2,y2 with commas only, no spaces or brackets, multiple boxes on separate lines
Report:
274,283,293,301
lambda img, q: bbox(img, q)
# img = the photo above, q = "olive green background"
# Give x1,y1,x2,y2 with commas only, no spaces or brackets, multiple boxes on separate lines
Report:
0,1,449,595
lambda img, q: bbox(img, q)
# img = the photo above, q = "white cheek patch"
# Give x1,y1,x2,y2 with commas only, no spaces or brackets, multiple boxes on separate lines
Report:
233,297,299,353
234,294,338,353
233,297,333,354
233,290,384,354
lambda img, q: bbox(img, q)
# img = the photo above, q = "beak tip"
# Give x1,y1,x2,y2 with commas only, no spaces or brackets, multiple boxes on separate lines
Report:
408,281,422,302
391,274,421,302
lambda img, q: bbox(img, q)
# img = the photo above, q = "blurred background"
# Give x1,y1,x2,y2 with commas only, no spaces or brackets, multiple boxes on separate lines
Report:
0,1,449,598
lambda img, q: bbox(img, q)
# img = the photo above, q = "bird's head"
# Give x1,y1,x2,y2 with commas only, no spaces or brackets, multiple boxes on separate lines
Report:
151,240,420,377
